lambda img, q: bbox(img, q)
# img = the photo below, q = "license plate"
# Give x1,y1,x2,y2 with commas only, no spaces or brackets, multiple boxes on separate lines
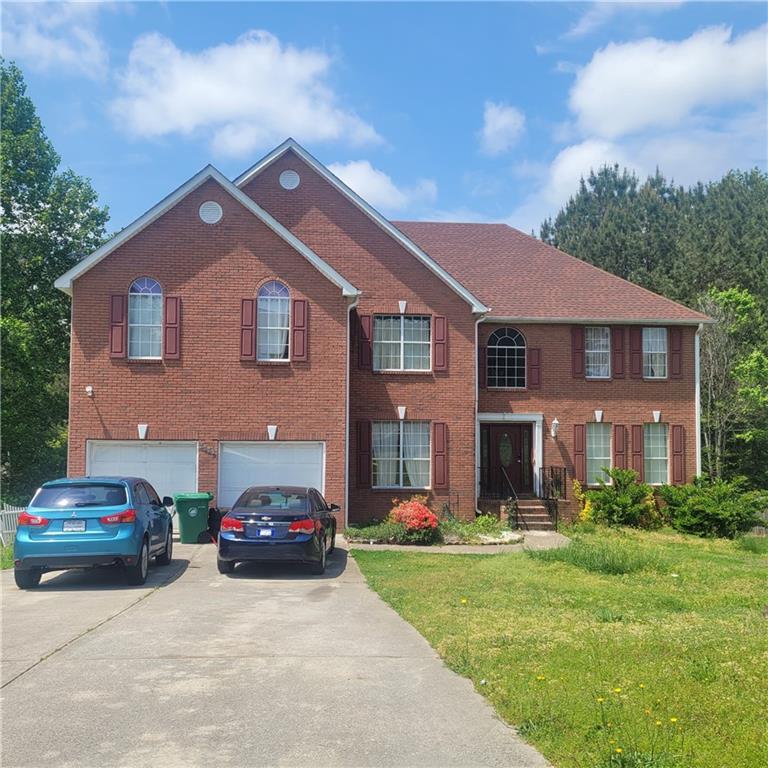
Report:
63,520,86,532
258,528,273,537
246,524,273,539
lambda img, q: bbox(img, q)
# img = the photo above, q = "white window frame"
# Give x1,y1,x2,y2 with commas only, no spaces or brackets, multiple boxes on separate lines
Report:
257,281,291,362
372,420,431,489
642,327,668,379
487,328,527,389
128,277,162,360
586,422,612,485
373,315,432,372
644,423,669,485
585,326,611,379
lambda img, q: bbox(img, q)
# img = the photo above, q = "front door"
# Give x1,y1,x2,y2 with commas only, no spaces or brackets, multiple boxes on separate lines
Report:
482,424,533,496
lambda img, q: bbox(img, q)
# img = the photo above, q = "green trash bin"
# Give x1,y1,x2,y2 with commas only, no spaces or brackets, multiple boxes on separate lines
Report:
174,492,214,544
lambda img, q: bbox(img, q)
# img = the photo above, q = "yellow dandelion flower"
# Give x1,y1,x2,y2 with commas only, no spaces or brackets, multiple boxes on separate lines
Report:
639,683,645,689
613,688,621,693
670,717,678,723
460,597,468,605
597,697,605,703
615,748,623,754
655,720,662,726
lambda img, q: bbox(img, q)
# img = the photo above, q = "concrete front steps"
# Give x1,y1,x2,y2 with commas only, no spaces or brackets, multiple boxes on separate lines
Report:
478,498,556,531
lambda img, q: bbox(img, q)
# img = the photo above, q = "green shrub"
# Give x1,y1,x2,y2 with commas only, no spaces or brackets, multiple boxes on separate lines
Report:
344,520,442,545
585,468,660,528
659,477,767,539
529,539,669,575
735,534,768,554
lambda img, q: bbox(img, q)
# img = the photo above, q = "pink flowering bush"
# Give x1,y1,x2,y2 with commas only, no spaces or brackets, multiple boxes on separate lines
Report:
388,497,441,544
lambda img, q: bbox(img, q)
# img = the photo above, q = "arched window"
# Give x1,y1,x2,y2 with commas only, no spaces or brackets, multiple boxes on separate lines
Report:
128,277,162,359
487,328,526,388
257,280,290,361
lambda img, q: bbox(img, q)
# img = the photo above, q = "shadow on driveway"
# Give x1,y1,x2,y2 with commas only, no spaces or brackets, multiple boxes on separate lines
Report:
225,548,348,581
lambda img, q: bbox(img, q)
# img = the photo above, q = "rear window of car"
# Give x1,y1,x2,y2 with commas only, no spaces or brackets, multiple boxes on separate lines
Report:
29,484,127,508
235,491,309,512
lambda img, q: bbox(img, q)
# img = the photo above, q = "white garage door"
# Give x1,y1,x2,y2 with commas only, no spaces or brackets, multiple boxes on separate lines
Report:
218,441,325,508
87,441,198,500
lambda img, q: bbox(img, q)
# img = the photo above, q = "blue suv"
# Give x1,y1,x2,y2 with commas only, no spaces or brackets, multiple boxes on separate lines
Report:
13,477,174,589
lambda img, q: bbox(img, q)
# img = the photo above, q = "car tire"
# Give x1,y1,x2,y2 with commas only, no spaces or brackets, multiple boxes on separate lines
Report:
14,569,41,590
310,535,327,576
156,526,173,566
327,523,336,555
217,557,235,574
125,538,149,586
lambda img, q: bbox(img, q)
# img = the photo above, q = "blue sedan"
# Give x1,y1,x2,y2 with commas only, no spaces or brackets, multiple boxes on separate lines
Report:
13,477,174,589
217,486,338,575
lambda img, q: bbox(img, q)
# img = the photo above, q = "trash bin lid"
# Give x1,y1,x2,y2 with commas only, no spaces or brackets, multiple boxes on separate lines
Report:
173,492,214,502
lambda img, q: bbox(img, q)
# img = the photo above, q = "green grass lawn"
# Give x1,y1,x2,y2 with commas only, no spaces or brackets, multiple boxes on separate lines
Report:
353,527,767,768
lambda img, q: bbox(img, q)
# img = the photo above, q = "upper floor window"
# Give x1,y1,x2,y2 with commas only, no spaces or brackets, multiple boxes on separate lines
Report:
643,327,668,379
644,423,669,484
372,421,430,488
257,280,290,361
128,277,162,359
585,326,610,379
373,315,431,371
487,328,526,388
586,422,611,485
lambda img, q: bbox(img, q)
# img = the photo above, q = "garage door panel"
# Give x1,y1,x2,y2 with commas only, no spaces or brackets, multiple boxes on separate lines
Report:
219,442,324,509
87,441,197,501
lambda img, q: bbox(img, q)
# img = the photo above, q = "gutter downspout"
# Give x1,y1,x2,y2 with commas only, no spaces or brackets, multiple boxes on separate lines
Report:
345,294,361,530
474,310,489,514
695,323,703,477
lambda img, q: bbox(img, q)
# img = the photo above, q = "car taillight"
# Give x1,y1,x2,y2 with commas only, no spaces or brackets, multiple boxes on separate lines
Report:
288,518,316,534
18,511,49,527
220,516,244,533
100,509,137,524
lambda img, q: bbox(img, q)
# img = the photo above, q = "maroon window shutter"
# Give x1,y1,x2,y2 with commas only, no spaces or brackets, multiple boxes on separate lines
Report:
358,314,372,369
432,422,448,489
109,295,127,358
478,345,487,389
631,424,644,480
163,296,180,360
611,327,625,379
613,424,627,469
573,424,586,482
671,425,685,484
669,327,682,379
240,299,256,360
291,299,308,362
527,348,541,389
433,316,447,372
357,421,372,488
629,327,643,378
571,327,585,377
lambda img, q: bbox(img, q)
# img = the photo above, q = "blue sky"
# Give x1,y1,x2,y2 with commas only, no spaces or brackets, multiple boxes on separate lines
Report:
3,2,766,234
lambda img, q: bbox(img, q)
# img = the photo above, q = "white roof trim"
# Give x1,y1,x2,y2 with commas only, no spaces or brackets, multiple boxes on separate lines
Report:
235,138,490,314
55,164,360,298
482,315,713,326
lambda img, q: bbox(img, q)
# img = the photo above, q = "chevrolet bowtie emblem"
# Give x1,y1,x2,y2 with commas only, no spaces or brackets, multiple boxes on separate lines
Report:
261,516,272,521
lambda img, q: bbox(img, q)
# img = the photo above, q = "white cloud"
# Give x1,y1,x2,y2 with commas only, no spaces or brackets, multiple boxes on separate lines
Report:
479,101,526,156
1,2,110,78
109,30,381,157
571,24,768,138
564,2,683,40
328,160,437,213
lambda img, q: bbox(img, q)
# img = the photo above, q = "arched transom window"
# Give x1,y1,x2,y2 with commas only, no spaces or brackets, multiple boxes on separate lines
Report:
487,328,526,388
257,280,290,361
128,277,162,359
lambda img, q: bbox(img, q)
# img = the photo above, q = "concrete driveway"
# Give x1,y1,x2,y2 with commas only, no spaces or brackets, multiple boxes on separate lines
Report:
1,542,548,768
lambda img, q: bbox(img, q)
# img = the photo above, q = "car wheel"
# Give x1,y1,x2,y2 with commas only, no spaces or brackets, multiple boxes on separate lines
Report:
217,557,235,574
14,569,41,590
125,538,149,585
310,535,327,576
327,523,336,555
156,526,173,566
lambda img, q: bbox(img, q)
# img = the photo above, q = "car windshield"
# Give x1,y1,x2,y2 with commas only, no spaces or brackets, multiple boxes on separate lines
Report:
235,491,309,513
30,484,127,508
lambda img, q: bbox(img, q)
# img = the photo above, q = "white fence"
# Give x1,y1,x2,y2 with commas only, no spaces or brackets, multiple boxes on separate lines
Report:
1,504,24,546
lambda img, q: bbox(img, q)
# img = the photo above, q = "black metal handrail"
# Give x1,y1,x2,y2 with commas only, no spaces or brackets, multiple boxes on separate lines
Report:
539,466,567,530
500,466,521,529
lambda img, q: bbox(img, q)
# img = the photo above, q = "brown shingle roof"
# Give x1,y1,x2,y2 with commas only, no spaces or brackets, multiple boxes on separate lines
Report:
393,222,709,323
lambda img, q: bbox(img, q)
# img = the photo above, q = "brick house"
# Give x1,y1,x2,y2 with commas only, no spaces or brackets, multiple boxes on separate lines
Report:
55,139,709,526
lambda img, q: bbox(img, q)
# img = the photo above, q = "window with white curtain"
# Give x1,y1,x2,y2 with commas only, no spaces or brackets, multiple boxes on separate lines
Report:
257,280,290,361
586,422,611,484
585,326,611,378
372,421,430,488
128,277,162,359
373,316,431,371
643,327,668,378
644,423,669,484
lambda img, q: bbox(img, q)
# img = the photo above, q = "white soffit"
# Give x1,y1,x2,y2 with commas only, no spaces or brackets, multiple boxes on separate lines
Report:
54,165,359,298
235,138,489,314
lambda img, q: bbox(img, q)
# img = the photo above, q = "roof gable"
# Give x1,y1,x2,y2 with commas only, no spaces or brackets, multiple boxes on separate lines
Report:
55,165,359,298
234,139,489,314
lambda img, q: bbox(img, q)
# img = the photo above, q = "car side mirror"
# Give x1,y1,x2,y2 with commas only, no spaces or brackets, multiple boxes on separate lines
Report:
329,503,340,513
162,496,174,508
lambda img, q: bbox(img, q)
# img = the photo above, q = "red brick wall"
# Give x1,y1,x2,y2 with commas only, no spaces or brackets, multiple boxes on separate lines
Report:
242,152,478,522
478,323,698,487
68,178,348,516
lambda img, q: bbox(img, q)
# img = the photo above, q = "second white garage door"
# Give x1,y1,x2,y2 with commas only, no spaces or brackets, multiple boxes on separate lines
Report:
218,441,325,508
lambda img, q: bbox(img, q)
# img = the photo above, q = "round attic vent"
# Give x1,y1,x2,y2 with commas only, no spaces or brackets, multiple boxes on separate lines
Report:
279,169,301,190
199,201,223,224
